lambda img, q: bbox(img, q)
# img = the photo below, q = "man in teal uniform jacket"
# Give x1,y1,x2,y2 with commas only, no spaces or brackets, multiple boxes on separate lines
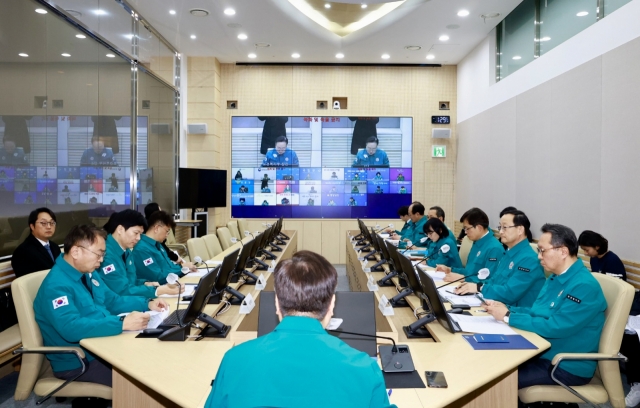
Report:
34,225,168,387
487,223,606,393
132,210,197,284
98,210,180,297
423,218,463,269
352,136,390,167
205,250,396,408
402,202,428,247
387,205,411,239
262,135,299,167
456,210,545,308
439,208,504,283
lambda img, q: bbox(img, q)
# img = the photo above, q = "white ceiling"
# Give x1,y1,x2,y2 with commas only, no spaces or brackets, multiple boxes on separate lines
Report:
124,0,523,65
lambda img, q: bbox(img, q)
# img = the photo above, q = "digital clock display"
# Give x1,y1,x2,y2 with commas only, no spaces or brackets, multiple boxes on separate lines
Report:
432,116,450,124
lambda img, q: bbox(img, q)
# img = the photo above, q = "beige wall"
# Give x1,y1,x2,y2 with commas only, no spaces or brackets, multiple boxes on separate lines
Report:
186,61,458,263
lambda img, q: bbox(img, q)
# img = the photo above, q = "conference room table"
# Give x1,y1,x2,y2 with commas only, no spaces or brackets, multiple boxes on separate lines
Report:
345,231,551,407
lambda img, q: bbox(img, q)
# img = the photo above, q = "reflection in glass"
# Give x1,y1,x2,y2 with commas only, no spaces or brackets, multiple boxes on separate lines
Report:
539,0,597,56
497,0,536,79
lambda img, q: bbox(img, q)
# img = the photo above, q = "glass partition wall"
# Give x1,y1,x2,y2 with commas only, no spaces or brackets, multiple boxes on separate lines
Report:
0,0,179,258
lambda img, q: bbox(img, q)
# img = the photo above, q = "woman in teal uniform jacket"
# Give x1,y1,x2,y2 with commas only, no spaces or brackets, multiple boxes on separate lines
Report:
423,218,462,268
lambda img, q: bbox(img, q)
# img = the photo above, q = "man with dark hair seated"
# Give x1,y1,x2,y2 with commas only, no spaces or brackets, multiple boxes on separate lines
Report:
98,210,181,297
205,250,396,408
486,223,607,394
386,205,411,239
132,210,196,285
12,207,61,277
34,225,169,390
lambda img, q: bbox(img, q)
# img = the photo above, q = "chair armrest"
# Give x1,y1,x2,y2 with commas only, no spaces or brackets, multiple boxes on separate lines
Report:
166,243,187,252
551,352,626,366
13,346,86,359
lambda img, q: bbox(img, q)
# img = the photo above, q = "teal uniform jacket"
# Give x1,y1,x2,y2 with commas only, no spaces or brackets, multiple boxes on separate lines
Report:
262,148,299,167
97,235,156,298
33,256,149,372
403,216,427,246
480,239,545,307
394,220,412,239
509,259,606,378
0,148,28,165
353,149,389,167
132,234,182,284
205,316,396,408
426,234,463,268
456,232,505,283
80,148,117,166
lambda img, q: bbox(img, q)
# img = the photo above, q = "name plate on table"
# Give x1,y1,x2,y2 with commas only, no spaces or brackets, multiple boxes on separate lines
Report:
357,250,365,261
378,294,394,316
255,274,266,290
367,274,379,291
268,260,276,273
239,292,256,314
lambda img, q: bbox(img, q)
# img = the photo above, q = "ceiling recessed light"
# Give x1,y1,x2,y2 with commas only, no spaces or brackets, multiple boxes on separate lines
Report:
237,33,248,40
457,10,469,17
169,10,176,15
75,34,86,39
439,35,449,41
93,9,106,16
426,54,435,60
248,53,257,59
35,8,48,14
335,53,344,59
381,54,390,59
576,11,589,16
292,53,300,58
224,8,236,15
18,53,29,57
361,4,367,8
106,54,115,58
325,3,331,9
190,35,196,39
61,53,71,57
512,55,522,60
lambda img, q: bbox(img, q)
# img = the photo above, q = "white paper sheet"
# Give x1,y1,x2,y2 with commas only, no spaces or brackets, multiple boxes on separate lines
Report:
626,315,640,339
158,283,197,298
147,309,170,329
448,314,517,335
437,287,483,306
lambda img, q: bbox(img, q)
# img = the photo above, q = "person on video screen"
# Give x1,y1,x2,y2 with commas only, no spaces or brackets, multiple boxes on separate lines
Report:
399,186,407,194
80,136,118,166
235,170,243,181
262,200,269,206
375,185,383,194
351,185,359,194
239,198,246,206
309,186,317,194
375,172,383,180
0,137,28,165
348,197,357,206
239,185,249,193
396,172,405,181
328,199,336,206
330,172,338,180
307,198,315,206
352,136,389,167
281,197,290,205
262,136,299,167
349,117,379,155
260,174,271,190
259,117,288,155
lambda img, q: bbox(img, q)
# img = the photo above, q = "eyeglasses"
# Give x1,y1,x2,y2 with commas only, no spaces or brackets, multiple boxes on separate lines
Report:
37,221,57,227
497,225,517,231
462,225,475,233
537,246,563,255
426,230,436,236
78,246,106,260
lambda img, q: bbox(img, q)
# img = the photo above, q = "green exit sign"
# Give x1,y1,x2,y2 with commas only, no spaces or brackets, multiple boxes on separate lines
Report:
432,145,446,158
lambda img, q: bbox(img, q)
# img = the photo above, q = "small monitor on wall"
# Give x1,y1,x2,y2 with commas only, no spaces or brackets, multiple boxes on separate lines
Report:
178,168,227,209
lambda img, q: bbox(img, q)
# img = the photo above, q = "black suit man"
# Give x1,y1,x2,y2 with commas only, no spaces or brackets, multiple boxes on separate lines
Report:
12,208,61,277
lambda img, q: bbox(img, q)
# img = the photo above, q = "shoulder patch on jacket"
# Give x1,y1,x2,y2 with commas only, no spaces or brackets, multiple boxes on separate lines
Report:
143,258,154,266
102,264,115,274
517,266,530,272
567,294,581,303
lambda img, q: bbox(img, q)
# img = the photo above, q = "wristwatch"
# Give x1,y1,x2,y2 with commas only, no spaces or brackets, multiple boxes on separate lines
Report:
504,311,511,324
477,282,484,292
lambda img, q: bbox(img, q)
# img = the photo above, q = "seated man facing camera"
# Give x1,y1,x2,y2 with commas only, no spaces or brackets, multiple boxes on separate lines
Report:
261,135,299,167
352,136,389,167
205,251,395,408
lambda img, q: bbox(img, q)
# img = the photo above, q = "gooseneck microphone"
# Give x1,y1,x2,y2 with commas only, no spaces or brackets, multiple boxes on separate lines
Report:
166,273,183,327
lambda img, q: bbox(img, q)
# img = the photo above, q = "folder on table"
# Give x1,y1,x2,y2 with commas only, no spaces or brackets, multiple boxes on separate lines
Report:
462,334,538,350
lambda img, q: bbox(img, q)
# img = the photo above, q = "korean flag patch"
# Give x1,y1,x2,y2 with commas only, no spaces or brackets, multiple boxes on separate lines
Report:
52,296,69,309
102,264,115,274
143,257,154,266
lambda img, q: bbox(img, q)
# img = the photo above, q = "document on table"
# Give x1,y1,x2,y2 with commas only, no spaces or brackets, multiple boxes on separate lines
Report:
147,309,170,329
448,314,517,335
420,268,446,281
188,261,222,277
626,315,640,340
159,283,197,298
437,287,482,306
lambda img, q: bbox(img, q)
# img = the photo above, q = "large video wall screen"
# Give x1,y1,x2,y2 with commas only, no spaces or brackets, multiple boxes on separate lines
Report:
231,116,413,219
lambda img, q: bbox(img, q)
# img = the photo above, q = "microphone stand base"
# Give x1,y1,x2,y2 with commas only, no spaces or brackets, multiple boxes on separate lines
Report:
390,298,410,308
158,325,189,342
200,324,230,339
402,326,433,339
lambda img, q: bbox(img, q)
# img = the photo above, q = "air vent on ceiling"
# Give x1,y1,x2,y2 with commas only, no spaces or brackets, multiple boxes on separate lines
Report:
190,9,209,17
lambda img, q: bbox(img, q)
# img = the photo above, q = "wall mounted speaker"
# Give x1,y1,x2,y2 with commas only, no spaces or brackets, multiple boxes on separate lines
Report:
188,123,208,134
431,128,451,139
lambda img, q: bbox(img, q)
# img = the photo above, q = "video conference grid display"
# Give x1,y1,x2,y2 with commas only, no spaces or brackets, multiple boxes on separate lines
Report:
0,116,152,215
231,116,413,219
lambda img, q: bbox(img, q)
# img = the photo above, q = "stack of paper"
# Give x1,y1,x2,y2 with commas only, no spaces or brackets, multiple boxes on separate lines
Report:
422,269,446,281
437,287,482,306
449,314,517,335
159,283,197,298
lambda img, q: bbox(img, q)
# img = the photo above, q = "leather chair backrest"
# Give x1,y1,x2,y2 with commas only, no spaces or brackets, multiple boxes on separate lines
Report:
237,219,249,237
217,227,234,251
186,238,210,261
11,271,49,400
458,236,472,267
227,220,241,240
593,273,634,407
203,234,223,258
